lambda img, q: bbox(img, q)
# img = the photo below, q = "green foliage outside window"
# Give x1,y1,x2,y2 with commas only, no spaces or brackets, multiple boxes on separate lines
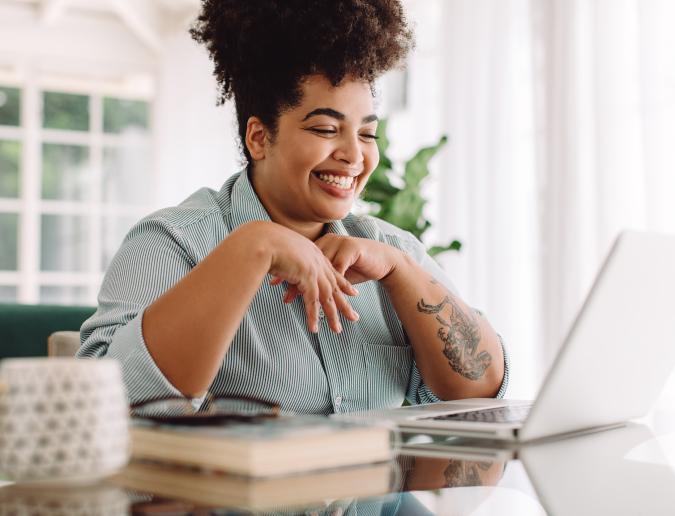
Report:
43,91,90,131
0,140,20,198
0,87,20,126
41,144,89,200
362,119,461,257
0,213,18,270
103,97,149,134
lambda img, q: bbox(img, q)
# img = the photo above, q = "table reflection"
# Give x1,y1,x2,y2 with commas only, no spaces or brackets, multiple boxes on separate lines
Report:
1,422,675,515
0,484,130,516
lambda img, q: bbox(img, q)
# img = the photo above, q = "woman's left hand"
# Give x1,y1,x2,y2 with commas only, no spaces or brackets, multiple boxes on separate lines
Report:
315,234,402,284
274,235,403,304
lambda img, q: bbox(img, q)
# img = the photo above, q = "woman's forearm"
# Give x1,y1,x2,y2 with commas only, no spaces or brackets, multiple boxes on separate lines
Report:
142,221,273,397
381,252,505,400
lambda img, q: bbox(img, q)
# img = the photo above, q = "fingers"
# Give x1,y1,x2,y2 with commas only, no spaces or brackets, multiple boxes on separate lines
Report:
316,236,350,274
335,270,359,297
319,277,342,333
283,284,299,303
333,284,360,322
271,239,360,334
300,280,320,334
278,262,358,304
281,273,359,334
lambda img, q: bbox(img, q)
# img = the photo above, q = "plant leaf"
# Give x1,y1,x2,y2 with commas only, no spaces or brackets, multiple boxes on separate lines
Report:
376,118,390,156
403,135,448,189
428,240,462,257
383,188,426,238
361,165,399,204
362,120,399,204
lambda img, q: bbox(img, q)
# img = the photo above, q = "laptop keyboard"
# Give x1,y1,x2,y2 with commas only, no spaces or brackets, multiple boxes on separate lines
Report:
425,404,533,424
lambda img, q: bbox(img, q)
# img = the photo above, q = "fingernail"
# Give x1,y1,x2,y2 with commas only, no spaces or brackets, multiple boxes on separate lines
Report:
352,311,360,321
336,323,343,333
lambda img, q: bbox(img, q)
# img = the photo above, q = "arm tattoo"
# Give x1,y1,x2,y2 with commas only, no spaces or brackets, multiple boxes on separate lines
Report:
443,460,494,487
417,292,492,380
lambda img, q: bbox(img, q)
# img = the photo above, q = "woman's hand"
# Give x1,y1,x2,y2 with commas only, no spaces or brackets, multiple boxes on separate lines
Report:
315,234,403,284
259,222,360,334
279,234,403,305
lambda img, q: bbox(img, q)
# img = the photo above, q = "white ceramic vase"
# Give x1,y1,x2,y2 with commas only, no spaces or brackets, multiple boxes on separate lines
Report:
0,357,130,483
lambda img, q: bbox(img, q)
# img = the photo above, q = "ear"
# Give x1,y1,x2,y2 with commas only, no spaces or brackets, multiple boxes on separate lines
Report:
245,116,268,161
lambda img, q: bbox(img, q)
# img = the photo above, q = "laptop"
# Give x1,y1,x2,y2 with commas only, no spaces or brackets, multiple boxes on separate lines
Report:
335,230,675,442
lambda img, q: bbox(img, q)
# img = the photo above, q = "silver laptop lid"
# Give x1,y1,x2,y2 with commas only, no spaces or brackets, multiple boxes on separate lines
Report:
520,230,675,441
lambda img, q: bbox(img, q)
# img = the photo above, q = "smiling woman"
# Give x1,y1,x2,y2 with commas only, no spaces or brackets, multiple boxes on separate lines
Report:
77,0,509,412
249,77,380,234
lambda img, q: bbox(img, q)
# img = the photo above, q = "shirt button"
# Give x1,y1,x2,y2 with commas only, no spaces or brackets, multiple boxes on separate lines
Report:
334,396,342,407
318,307,325,319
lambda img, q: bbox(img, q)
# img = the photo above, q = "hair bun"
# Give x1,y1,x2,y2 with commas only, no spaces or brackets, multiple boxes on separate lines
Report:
191,0,413,162
191,0,413,102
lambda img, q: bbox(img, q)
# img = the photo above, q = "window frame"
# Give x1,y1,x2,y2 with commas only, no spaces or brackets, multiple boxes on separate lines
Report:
0,68,155,305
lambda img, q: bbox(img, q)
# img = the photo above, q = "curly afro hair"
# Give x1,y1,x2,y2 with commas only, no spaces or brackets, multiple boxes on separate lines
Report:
190,0,414,164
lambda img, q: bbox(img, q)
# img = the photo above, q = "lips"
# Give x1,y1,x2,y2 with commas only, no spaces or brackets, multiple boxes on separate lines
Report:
314,169,360,177
311,172,356,198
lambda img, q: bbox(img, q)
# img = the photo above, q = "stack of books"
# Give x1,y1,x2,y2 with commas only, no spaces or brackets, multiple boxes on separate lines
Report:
111,414,397,511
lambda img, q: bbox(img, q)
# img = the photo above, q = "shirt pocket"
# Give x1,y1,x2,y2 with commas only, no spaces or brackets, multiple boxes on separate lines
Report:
362,342,413,409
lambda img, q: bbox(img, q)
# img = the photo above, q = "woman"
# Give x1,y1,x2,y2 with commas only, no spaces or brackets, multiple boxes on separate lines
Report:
78,0,508,412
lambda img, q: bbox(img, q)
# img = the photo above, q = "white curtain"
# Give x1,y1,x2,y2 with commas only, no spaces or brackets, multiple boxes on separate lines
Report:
412,0,675,398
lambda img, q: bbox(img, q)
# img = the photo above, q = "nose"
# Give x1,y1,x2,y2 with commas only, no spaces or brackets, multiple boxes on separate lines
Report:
332,132,363,168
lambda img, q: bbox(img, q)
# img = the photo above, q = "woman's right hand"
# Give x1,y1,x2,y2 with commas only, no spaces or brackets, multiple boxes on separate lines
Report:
251,221,360,334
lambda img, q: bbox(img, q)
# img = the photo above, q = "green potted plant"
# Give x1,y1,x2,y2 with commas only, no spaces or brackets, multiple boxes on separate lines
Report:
361,119,461,257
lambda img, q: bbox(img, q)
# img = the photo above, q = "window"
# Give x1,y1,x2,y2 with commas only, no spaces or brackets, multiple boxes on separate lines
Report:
0,82,153,305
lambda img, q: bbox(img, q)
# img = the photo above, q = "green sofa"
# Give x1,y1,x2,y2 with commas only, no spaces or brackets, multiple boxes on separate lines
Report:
0,304,96,360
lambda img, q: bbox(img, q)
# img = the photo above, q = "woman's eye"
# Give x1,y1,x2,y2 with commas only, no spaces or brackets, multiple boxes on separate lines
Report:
309,128,337,135
360,133,379,141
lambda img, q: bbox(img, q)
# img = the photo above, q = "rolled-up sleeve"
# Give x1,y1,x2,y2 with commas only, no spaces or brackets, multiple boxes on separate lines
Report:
77,218,196,404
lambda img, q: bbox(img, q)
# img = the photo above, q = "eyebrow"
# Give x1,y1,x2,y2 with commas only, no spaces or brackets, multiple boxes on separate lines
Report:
302,108,378,125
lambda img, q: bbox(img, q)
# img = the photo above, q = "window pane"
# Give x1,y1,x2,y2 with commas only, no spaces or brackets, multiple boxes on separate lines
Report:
102,216,136,269
0,140,20,198
0,285,17,302
102,146,150,205
0,213,18,270
0,86,20,126
41,143,90,200
40,214,88,271
39,285,90,305
103,97,149,134
43,91,89,131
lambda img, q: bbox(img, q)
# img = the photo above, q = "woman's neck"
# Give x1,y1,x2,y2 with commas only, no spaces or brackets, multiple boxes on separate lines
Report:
248,167,325,241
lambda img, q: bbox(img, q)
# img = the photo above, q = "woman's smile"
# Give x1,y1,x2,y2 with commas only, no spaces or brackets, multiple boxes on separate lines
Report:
249,75,379,237
311,170,360,199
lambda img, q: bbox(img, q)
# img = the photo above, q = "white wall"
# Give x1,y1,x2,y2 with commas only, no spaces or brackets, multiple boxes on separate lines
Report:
0,3,154,81
153,31,239,207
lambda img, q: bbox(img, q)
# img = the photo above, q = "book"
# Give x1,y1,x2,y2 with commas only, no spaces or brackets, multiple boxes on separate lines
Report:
111,459,396,511
130,415,395,477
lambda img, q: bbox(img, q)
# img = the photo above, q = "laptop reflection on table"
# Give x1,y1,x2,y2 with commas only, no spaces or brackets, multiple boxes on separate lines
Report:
400,422,675,516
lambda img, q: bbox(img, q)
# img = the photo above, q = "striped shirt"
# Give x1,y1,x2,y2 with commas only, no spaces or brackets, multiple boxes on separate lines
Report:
78,170,509,412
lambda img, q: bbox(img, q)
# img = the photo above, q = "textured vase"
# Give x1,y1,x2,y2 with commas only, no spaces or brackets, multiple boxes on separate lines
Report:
0,357,130,483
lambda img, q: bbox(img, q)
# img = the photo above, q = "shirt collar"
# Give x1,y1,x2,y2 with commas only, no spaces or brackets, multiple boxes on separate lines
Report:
229,169,273,229
228,169,351,237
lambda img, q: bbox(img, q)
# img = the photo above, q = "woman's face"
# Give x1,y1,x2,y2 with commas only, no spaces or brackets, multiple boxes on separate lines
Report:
250,75,379,235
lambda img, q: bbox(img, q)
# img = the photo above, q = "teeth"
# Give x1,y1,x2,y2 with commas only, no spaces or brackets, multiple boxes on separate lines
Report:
317,173,354,190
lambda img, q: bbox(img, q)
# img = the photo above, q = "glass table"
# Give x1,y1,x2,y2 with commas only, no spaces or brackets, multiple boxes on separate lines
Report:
2,410,675,515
